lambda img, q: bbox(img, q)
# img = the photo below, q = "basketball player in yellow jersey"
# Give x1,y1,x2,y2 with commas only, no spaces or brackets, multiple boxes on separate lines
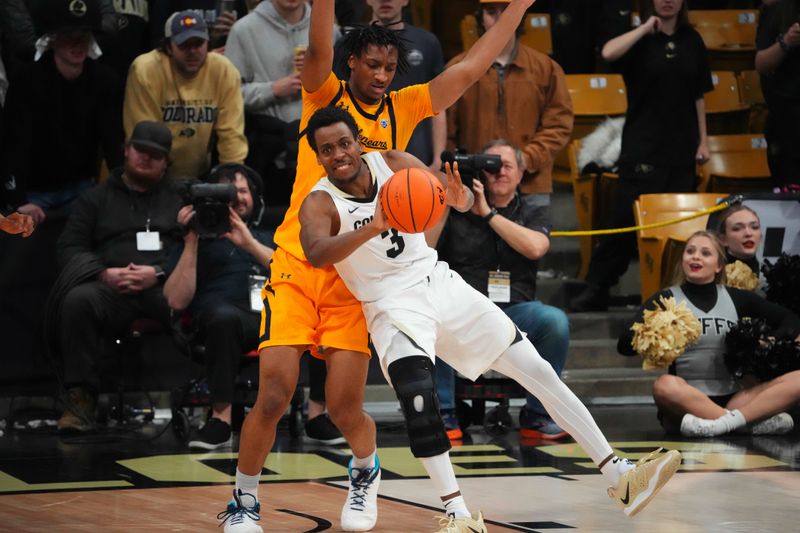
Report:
218,1,536,532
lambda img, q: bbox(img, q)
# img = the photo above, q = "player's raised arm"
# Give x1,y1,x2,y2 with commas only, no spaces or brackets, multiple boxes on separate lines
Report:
302,0,336,93
299,191,388,268
428,0,535,113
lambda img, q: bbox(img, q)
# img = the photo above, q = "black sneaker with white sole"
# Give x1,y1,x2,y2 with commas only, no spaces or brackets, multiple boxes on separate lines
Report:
304,414,346,445
189,417,232,450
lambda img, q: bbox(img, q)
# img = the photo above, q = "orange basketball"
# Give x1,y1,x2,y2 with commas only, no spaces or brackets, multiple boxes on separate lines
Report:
379,167,447,233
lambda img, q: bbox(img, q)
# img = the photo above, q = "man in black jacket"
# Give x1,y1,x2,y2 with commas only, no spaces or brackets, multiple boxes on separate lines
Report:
55,121,183,432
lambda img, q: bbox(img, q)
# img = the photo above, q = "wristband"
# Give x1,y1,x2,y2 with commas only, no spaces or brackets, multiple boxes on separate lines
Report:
483,208,498,222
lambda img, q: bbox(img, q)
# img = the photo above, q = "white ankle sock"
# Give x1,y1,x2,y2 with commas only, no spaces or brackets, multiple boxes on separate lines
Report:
235,468,260,500
722,409,747,431
352,451,376,470
442,495,470,519
599,456,634,487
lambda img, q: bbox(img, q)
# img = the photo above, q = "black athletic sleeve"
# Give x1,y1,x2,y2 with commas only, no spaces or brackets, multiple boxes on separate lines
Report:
617,288,675,356
727,287,800,339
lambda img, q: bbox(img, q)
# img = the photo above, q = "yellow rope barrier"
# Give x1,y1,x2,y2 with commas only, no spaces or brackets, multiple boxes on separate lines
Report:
550,201,732,237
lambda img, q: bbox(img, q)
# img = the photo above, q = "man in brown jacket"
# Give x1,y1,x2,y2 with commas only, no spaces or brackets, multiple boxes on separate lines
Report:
446,0,573,198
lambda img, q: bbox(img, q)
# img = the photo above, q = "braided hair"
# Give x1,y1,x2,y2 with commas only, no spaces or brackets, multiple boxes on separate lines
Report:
335,23,410,79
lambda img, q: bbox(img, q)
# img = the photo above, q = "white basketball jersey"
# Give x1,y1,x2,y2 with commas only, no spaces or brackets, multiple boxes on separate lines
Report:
310,152,438,302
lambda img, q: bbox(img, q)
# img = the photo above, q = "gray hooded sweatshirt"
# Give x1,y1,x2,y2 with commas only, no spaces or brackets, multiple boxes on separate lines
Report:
224,1,339,121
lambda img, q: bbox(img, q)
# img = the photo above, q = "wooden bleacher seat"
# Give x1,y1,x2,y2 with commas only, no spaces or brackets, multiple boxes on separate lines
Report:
565,74,628,138
633,193,728,301
705,71,750,134
459,14,479,52
698,133,771,193
689,9,759,72
549,74,627,187
569,139,621,279
460,13,552,56
705,151,772,193
519,13,552,56
737,70,767,133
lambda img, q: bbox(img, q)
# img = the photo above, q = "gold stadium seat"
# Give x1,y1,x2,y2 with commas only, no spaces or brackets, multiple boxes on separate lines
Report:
549,74,627,187
698,134,771,193
633,193,727,300
689,9,758,71
460,13,552,56
705,151,772,194
569,140,621,279
737,70,767,133
519,13,552,56
705,71,749,134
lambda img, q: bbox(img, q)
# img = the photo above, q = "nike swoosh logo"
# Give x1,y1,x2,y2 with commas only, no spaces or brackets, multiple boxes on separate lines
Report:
619,9,630,15
468,528,483,533
348,207,359,214
620,482,631,505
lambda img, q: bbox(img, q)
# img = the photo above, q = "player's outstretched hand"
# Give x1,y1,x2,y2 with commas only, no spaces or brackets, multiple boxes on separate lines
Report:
0,212,35,237
444,162,473,212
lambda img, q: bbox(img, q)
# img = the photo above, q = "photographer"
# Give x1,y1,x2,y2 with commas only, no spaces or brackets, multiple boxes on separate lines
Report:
164,163,274,450
432,140,571,440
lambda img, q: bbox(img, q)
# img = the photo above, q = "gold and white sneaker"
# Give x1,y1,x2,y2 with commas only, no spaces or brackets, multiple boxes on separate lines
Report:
434,511,487,533
607,448,682,517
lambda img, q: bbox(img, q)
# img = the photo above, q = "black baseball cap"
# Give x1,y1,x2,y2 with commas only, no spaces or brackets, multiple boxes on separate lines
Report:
165,11,210,45
129,121,172,156
30,0,102,36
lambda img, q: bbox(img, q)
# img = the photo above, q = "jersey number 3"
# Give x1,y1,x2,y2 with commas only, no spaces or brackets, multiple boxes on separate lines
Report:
381,229,405,258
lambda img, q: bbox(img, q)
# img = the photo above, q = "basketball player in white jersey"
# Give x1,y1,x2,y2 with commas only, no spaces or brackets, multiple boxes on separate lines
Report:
299,106,682,532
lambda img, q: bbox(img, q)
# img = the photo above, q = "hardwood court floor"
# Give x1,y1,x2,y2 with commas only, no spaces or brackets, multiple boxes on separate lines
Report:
0,406,798,532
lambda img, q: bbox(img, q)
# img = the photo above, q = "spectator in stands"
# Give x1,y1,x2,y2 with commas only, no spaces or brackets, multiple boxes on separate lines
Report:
549,0,633,74
0,211,34,237
569,0,713,311
124,10,247,180
446,0,573,203
618,231,800,437
718,204,762,275
96,0,155,87
54,121,184,433
432,139,570,440
1,0,123,223
226,0,336,206
363,0,447,170
0,0,39,74
755,0,800,188
163,163,274,450
150,1,248,50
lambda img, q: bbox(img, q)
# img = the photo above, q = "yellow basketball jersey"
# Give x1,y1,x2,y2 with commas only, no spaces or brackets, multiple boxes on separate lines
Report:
273,72,433,260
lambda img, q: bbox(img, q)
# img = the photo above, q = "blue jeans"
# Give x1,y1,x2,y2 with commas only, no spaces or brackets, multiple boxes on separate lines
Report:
26,179,95,210
435,300,569,418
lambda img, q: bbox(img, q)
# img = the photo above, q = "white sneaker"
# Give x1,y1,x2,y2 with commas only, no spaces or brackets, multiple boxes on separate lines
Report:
750,413,794,435
341,456,381,531
218,489,263,533
680,414,718,438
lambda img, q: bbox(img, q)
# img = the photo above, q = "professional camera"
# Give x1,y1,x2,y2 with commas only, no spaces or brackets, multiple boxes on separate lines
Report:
441,150,502,187
187,182,236,238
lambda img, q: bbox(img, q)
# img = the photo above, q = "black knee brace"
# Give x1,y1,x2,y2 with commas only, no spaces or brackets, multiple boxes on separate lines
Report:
387,356,451,458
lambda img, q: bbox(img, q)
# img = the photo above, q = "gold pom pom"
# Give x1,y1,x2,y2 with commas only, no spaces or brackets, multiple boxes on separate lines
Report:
631,296,701,370
725,260,759,291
